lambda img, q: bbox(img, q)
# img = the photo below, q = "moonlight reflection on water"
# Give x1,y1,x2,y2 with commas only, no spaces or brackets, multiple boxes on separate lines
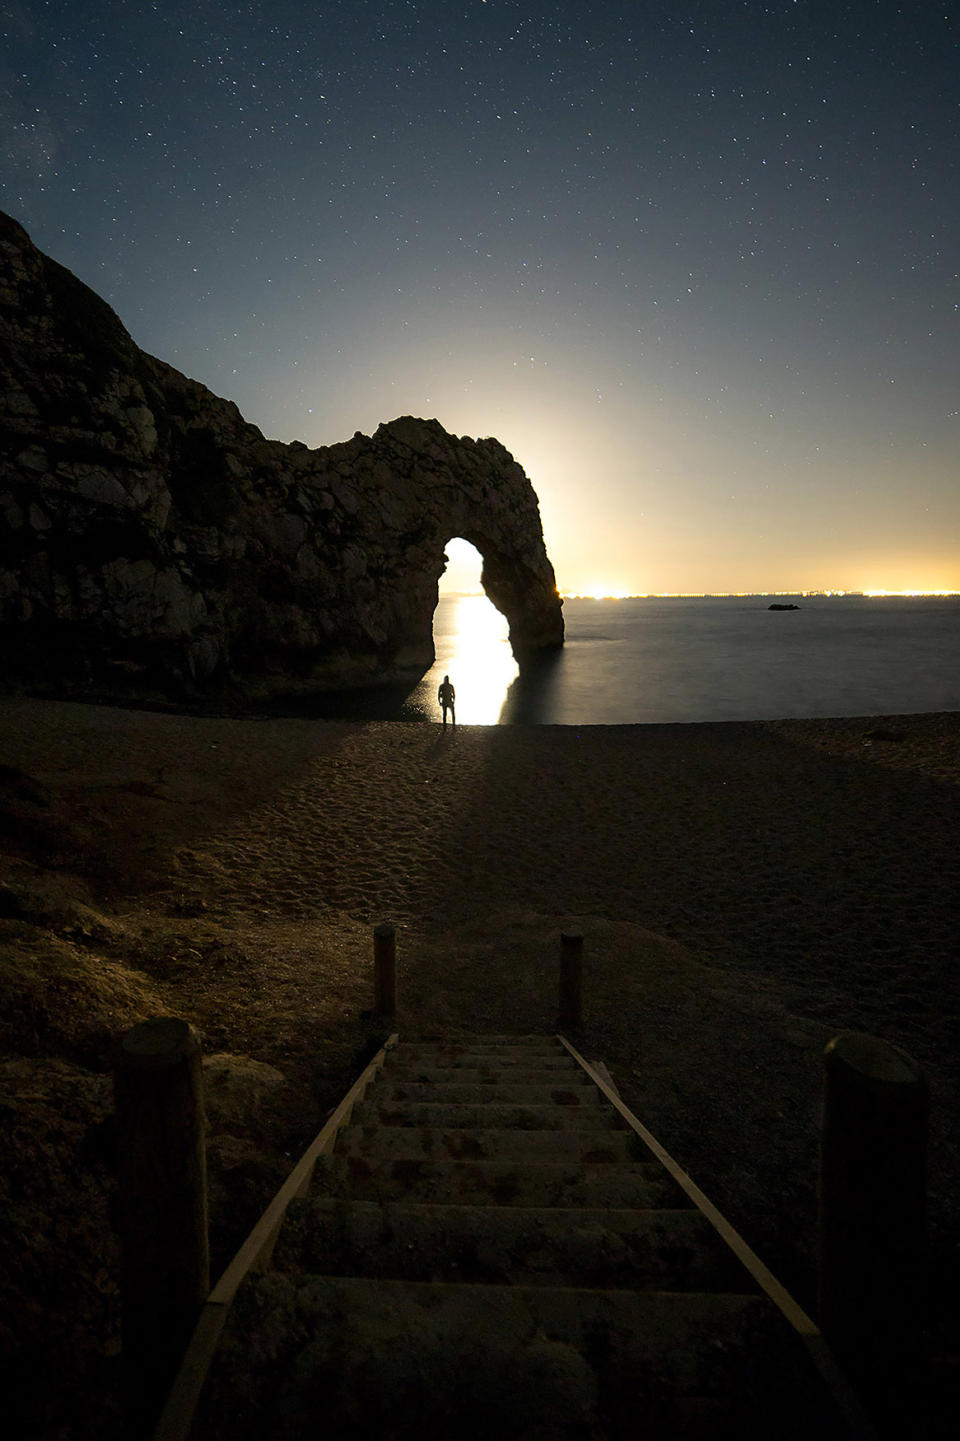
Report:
282,594,960,725
409,595,519,725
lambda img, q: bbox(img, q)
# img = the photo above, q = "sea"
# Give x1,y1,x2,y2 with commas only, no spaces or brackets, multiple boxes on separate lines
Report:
302,594,960,727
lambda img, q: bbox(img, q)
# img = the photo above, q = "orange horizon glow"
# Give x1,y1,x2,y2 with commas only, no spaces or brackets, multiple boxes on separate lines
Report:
559,587,960,600
861,588,960,598
441,540,960,605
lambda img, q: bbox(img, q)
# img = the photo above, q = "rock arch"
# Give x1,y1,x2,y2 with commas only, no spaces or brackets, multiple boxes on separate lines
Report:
437,524,564,661
0,213,564,701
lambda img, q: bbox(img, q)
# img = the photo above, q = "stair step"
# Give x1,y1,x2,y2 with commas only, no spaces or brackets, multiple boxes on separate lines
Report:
335,1125,642,1164
189,1030,862,1439
199,1274,844,1440
371,1081,603,1106
382,1065,590,1085
311,1154,685,1208
273,1199,749,1292
383,1054,567,1077
400,1035,561,1047
392,1043,567,1054
351,1101,622,1131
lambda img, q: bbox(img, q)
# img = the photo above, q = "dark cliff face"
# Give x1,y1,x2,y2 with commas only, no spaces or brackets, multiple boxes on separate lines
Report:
0,212,563,701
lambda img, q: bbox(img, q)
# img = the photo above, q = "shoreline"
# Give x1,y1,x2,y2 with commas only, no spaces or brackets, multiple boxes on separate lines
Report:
2,694,958,783
3,687,958,724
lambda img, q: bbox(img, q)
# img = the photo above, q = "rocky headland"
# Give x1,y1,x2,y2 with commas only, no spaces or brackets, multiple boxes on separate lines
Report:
0,212,563,703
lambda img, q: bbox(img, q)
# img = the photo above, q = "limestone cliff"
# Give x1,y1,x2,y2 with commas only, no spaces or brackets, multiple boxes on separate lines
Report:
0,212,563,701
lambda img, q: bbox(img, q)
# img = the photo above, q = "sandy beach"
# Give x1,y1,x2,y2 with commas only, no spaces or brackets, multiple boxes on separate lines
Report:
1,699,958,1436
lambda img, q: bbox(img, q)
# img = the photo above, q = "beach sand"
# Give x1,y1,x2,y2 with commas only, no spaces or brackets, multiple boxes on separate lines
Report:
1,699,958,1433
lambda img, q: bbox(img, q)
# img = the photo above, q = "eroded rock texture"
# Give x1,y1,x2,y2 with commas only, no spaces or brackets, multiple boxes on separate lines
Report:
0,212,563,700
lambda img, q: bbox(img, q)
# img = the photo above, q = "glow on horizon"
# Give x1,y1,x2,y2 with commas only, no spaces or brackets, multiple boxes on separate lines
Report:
443,541,960,604
579,586,633,600
863,588,960,598
562,587,960,600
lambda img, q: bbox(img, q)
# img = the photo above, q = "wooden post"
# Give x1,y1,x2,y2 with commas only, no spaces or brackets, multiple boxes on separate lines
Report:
115,1017,209,1437
818,1031,927,1394
558,932,584,1028
374,923,397,1016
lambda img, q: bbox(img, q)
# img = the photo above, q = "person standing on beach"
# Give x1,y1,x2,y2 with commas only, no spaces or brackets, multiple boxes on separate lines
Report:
438,674,456,728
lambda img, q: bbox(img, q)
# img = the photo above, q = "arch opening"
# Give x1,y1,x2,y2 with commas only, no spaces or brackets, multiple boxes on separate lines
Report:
424,537,518,724
390,538,519,723
438,537,487,600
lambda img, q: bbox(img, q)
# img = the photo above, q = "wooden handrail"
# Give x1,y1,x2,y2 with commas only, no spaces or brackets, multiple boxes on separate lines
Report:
152,1033,399,1441
154,1029,875,1441
557,1033,876,1441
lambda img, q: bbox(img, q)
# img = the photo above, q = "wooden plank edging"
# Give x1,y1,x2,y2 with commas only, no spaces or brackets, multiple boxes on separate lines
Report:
152,1033,399,1441
557,1034,816,1333
590,1060,620,1096
149,1302,229,1441
557,1034,877,1441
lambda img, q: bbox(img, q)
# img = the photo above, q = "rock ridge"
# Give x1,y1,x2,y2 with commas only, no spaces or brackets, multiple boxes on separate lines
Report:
0,211,563,701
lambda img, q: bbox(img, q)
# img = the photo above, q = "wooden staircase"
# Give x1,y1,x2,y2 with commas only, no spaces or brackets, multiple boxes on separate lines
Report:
160,1034,874,1440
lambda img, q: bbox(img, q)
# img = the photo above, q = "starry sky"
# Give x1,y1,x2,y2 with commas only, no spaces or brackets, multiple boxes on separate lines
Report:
3,1,958,595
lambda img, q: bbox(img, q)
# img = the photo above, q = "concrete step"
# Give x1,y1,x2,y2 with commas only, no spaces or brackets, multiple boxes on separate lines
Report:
370,1081,604,1106
335,1124,642,1164
200,1274,845,1441
349,1101,623,1131
311,1154,685,1209
273,1199,748,1293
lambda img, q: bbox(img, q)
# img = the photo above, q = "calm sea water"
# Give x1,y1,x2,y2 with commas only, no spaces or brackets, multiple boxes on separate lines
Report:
296,595,960,725
413,594,960,725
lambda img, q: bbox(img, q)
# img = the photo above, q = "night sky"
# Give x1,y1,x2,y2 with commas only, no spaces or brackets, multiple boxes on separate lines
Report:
3,1,958,595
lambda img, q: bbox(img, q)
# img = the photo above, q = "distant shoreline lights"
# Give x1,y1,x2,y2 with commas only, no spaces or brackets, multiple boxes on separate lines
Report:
557,589,960,601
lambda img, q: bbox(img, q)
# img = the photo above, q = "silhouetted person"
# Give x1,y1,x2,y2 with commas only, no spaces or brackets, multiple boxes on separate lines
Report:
438,674,456,728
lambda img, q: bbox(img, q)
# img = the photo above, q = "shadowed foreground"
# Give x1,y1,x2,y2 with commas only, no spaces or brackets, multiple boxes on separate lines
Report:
0,701,957,1437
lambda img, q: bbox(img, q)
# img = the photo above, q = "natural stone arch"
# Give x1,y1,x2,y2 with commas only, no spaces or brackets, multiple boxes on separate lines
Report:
362,415,564,679
437,526,564,662
0,213,564,701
